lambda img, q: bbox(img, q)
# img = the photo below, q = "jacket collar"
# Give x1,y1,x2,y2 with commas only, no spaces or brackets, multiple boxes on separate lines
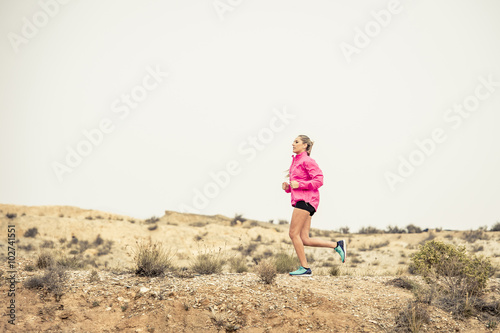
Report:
292,151,308,160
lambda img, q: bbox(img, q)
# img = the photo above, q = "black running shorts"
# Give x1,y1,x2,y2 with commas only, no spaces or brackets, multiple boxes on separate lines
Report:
294,200,316,216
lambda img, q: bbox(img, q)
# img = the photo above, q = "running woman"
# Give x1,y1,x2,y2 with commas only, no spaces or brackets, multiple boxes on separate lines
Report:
282,135,346,276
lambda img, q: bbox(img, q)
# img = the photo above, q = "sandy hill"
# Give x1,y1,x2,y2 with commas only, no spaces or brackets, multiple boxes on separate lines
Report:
0,204,499,332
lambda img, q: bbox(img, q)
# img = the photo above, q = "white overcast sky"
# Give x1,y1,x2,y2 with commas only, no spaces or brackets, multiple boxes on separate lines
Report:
1,0,499,232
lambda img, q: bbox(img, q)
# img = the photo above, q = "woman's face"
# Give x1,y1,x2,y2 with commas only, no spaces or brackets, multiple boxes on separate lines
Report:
292,137,307,154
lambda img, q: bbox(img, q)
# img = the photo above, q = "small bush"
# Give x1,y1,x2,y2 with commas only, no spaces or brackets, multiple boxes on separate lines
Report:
230,214,246,226
359,241,390,251
358,226,383,234
191,248,225,275
145,216,160,224
57,254,87,269
255,258,277,284
133,241,173,277
40,240,55,249
386,225,406,234
24,266,66,299
274,251,299,273
411,240,492,297
24,227,38,238
394,301,430,333
278,219,289,225
93,234,104,246
229,256,248,273
37,252,55,269
463,229,489,243
329,265,341,276
338,226,350,234
18,244,35,251
490,222,500,232
97,240,113,256
88,270,99,283
406,224,422,234
85,216,93,220
235,243,258,256
387,277,418,291
6,213,17,219
148,224,158,231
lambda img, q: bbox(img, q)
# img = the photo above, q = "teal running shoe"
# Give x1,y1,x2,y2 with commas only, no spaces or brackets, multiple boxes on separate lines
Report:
335,239,346,263
289,266,312,277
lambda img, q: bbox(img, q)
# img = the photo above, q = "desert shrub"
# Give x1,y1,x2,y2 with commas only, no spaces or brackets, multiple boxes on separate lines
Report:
78,240,91,253
394,301,430,333
358,226,383,234
359,241,389,251
93,234,104,246
229,256,248,273
145,216,160,224
97,240,113,256
387,277,418,291
329,265,341,276
386,225,406,234
230,214,246,226
190,221,207,227
234,243,258,256
275,251,299,273
278,219,289,225
191,251,224,275
37,252,55,269
18,244,35,251
88,270,99,283
85,216,93,220
148,224,158,231
411,240,492,298
70,236,78,245
133,241,173,277
40,240,55,249
338,226,350,234
490,222,500,232
24,266,66,300
24,227,38,238
255,258,277,284
406,224,422,234
462,229,489,243
57,254,87,269
6,213,17,219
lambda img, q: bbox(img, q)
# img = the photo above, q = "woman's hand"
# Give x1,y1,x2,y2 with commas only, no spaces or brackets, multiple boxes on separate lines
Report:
282,182,290,191
290,181,299,189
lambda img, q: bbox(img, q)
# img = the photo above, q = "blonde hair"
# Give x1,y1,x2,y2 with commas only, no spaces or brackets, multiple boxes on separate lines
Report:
285,135,315,179
298,135,314,156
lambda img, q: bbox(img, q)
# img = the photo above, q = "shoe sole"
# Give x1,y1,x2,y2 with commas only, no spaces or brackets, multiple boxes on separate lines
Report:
289,273,313,277
340,239,347,263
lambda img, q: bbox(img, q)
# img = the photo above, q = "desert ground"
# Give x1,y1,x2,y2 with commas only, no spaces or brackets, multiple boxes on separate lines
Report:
0,203,499,332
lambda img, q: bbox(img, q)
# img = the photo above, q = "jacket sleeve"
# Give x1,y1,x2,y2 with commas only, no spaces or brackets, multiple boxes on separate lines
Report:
298,159,323,190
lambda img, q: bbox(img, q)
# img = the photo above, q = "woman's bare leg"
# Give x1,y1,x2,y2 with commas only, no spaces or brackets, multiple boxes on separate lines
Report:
300,215,338,248
289,208,310,268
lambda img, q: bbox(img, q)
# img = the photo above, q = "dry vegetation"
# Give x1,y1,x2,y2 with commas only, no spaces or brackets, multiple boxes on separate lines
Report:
0,204,499,332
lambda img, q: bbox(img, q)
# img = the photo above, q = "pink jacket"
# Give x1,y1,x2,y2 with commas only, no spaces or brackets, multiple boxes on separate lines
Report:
284,151,324,211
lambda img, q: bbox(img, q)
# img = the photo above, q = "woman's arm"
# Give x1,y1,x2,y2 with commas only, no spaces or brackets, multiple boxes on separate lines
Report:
297,159,323,190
